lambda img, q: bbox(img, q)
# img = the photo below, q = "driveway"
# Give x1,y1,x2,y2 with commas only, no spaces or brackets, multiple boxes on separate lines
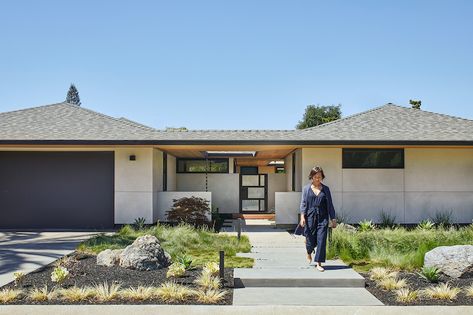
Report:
0,231,98,287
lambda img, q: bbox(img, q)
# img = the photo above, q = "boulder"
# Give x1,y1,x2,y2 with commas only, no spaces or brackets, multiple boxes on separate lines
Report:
96,249,123,267
119,235,171,271
424,245,473,278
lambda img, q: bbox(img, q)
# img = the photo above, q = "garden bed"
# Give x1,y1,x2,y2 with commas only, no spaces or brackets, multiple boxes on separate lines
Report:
362,270,473,305
0,251,234,305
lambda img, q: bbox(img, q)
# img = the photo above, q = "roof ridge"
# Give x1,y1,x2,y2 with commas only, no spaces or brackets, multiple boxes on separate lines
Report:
388,103,473,123
299,103,394,132
0,101,69,116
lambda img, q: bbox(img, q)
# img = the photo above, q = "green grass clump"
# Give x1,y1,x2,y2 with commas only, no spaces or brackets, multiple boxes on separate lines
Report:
327,224,473,271
77,223,253,268
418,266,440,283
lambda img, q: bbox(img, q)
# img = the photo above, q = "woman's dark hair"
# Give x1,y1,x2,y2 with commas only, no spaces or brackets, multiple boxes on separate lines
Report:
308,166,325,180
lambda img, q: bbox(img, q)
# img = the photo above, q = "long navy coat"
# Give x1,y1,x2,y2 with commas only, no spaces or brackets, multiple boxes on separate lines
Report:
299,183,336,220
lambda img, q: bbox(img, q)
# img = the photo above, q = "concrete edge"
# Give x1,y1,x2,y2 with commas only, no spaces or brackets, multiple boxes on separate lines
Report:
234,278,365,287
0,305,472,315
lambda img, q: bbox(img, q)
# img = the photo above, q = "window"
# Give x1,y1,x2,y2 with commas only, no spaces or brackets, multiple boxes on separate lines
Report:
291,152,296,191
176,158,229,173
275,167,285,173
342,149,404,169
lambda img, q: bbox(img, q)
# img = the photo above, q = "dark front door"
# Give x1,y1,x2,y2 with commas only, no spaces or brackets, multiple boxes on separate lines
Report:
239,170,268,213
0,151,114,230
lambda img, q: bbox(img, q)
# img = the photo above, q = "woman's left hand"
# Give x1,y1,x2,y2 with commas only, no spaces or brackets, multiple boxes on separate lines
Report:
331,219,337,228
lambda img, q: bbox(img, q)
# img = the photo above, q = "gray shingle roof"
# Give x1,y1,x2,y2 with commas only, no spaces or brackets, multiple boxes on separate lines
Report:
0,102,472,144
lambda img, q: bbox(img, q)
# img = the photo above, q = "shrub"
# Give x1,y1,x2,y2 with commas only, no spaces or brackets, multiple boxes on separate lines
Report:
203,261,219,276
395,288,419,303
13,271,25,287
177,254,193,269
195,270,221,290
195,289,227,304
0,288,23,303
358,220,375,232
134,217,147,230
166,262,186,278
377,277,407,291
167,196,211,226
418,266,440,283
92,282,121,301
431,210,453,227
369,267,398,281
28,286,57,301
51,266,69,285
59,286,94,302
155,281,196,302
423,283,460,300
379,211,396,229
417,219,435,231
120,286,154,301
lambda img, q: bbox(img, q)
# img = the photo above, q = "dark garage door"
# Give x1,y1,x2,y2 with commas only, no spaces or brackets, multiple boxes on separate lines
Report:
0,151,114,229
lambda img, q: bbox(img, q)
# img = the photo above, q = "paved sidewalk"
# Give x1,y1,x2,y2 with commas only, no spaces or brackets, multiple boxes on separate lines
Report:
0,232,97,287
229,220,382,306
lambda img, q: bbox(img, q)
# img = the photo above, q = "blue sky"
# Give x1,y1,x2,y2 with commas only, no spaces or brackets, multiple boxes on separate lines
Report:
0,1,472,130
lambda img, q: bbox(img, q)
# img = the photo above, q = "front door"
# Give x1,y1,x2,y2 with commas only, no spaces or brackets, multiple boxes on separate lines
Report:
239,168,268,213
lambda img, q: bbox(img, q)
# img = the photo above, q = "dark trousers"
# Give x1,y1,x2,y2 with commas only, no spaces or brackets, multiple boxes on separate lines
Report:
305,215,328,262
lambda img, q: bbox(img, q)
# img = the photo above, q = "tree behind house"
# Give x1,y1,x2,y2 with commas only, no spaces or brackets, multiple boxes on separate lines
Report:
296,104,341,129
409,99,421,109
65,84,81,106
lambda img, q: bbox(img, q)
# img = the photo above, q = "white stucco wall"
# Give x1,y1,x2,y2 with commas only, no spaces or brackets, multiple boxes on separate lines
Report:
275,192,301,225
176,173,239,214
268,173,287,212
297,147,473,224
155,191,212,221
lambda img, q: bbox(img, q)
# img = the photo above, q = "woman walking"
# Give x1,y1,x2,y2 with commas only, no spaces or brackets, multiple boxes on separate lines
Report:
299,166,337,271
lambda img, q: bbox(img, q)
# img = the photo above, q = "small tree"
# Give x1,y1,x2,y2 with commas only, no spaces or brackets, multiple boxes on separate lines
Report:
167,196,210,226
296,104,341,129
65,84,81,106
409,99,421,109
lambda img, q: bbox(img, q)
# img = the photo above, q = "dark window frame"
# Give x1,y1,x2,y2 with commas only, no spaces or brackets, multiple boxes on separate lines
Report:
291,152,296,191
342,148,404,169
163,152,167,191
176,158,229,174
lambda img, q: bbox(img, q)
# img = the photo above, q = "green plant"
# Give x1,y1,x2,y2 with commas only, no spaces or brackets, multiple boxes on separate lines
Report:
92,282,121,301
418,266,440,283
50,266,69,285
395,288,419,303
379,210,396,228
133,217,147,230
423,283,460,300
166,262,186,278
0,288,23,303
417,219,435,231
177,254,193,270
167,196,211,227
195,289,227,304
431,210,453,227
155,281,196,302
13,271,25,287
358,220,375,232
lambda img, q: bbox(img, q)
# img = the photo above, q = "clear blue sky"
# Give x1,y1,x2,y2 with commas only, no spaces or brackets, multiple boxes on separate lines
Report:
0,1,472,130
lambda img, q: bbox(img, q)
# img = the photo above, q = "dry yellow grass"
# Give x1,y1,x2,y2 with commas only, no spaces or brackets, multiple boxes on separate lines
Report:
0,288,23,303
59,286,94,302
377,277,407,291
464,284,473,297
194,271,221,290
395,288,419,303
369,267,398,281
155,281,196,302
120,286,155,301
195,289,227,304
423,283,460,300
28,286,58,301
91,282,121,301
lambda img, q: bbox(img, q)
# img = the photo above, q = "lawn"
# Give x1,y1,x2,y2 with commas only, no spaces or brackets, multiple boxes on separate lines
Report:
327,224,473,272
77,223,253,268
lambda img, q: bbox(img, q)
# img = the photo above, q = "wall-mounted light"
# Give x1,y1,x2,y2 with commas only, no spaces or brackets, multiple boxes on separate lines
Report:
129,155,136,161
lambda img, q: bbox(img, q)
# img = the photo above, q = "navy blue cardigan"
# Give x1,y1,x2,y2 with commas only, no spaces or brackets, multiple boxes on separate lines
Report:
299,183,336,219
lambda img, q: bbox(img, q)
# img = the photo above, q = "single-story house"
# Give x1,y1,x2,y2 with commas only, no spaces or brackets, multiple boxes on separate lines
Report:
0,102,472,229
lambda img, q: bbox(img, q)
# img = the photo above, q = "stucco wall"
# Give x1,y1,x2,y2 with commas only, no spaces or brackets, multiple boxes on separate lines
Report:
176,173,239,214
155,191,212,221
298,147,473,224
275,192,302,225
268,173,287,212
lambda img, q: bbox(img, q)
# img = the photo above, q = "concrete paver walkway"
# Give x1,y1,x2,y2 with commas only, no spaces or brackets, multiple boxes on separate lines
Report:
228,220,382,306
0,231,97,287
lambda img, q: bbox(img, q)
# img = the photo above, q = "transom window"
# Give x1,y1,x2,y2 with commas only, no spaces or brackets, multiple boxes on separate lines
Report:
176,158,229,173
342,149,404,169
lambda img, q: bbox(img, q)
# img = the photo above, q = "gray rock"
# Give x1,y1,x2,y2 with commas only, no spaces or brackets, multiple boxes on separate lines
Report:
96,249,123,267
119,235,171,271
424,245,473,278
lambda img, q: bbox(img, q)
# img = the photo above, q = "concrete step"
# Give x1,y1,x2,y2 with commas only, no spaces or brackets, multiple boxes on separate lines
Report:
233,287,383,306
234,265,365,288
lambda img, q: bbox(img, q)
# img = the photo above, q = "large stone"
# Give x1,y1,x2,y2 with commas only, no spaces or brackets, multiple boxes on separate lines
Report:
119,235,171,271
96,249,123,267
424,245,473,278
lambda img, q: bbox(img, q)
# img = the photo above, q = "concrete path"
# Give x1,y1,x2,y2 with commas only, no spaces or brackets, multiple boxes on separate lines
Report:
229,220,382,306
0,231,97,287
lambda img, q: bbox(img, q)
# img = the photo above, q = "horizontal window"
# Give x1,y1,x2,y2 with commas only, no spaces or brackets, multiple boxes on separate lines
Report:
342,149,404,169
176,158,229,173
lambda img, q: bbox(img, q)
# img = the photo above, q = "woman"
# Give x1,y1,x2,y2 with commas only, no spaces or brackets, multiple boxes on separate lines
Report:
299,166,337,271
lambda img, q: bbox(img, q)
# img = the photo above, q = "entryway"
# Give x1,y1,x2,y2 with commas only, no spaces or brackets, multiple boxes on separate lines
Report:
239,166,268,213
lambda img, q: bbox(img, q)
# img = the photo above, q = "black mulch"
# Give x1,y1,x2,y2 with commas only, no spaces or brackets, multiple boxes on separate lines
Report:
1,252,234,305
361,271,473,305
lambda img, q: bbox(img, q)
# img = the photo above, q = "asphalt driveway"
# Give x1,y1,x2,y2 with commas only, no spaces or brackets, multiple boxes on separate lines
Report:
0,232,97,287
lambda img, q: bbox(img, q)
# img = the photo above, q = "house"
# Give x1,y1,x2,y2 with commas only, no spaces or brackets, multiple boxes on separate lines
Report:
0,102,472,229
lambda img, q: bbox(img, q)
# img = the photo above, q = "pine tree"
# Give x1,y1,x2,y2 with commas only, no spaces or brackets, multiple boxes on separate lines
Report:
65,84,81,106
296,104,341,129
409,99,421,110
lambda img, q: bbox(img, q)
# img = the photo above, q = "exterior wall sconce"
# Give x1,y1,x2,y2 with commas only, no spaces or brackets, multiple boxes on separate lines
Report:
129,155,136,161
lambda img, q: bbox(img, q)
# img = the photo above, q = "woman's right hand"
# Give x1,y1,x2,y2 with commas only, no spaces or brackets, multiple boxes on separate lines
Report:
300,215,306,227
